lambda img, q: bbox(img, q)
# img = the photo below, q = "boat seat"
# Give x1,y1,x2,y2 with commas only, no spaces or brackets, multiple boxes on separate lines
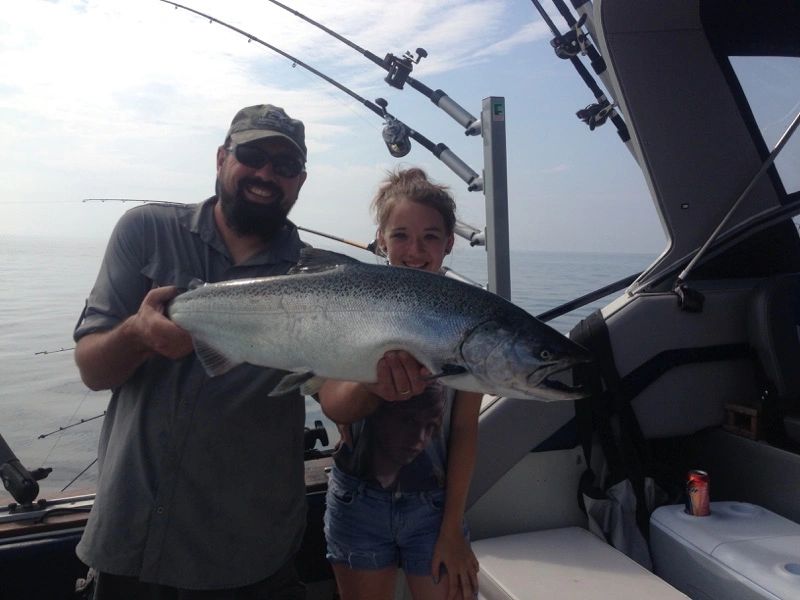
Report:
472,527,687,599
747,273,800,445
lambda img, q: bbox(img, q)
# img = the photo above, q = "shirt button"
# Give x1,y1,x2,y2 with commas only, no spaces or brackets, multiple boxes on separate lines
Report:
156,506,165,515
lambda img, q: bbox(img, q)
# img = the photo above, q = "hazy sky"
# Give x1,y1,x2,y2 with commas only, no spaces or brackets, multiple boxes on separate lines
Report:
1,0,664,254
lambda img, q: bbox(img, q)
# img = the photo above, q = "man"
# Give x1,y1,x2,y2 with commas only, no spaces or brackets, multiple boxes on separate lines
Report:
74,104,310,598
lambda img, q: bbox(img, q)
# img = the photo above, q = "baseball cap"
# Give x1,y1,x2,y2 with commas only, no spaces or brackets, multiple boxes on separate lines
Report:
226,104,306,159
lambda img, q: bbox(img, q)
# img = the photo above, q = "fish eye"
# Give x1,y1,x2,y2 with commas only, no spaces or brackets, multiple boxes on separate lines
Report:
540,350,553,361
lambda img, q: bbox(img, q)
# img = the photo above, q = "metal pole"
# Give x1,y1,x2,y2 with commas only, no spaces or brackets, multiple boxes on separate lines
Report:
481,97,511,300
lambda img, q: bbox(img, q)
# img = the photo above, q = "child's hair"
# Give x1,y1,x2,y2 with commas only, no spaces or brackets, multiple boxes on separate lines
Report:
371,168,456,235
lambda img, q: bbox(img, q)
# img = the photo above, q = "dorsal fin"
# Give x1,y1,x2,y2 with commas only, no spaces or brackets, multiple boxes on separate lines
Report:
288,248,361,275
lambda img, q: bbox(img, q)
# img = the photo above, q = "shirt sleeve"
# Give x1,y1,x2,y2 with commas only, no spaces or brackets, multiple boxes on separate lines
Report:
73,207,153,342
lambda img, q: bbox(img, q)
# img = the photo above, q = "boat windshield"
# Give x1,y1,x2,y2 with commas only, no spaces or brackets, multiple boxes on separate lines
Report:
731,56,800,198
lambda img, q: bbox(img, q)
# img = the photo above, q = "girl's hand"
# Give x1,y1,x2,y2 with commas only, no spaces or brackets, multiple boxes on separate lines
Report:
365,351,430,401
432,526,479,599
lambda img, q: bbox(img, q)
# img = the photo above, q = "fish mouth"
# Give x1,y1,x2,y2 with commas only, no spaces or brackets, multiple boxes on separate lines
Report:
527,359,590,398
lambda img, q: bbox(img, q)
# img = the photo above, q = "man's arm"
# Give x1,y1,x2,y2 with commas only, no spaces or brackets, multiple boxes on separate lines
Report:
75,286,193,391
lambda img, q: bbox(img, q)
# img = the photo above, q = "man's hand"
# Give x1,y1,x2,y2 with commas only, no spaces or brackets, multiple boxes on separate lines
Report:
129,286,194,359
75,286,195,391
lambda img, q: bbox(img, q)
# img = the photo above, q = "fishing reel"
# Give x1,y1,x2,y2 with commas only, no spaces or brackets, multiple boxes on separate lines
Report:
376,98,412,158
577,100,615,131
383,48,428,89
550,13,589,59
304,420,329,460
1,433,51,506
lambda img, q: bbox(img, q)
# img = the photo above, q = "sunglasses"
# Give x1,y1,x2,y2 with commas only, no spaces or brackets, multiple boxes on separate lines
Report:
228,144,305,178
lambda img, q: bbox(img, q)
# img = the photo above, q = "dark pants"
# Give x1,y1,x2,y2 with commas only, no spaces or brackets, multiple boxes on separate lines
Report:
89,559,306,600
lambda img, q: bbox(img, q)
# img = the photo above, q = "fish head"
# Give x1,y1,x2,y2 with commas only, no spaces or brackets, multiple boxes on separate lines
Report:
460,318,593,401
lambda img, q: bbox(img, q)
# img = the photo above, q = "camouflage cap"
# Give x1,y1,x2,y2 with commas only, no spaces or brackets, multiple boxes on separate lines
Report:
226,104,306,159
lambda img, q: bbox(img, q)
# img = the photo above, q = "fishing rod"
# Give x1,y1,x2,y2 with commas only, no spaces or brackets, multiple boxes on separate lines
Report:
34,346,74,356
160,1,482,191
536,271,640,323
38,412,107,440
84,199,486,284
84,198,377,250
82,198,182,206
529,0,634,158
61,458,97,493
548,0,605,75
84,198,380,251
261,0,480,135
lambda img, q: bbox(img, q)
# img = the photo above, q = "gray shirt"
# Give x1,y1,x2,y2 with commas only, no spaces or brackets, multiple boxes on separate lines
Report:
333,385,453,492
74,198,307,589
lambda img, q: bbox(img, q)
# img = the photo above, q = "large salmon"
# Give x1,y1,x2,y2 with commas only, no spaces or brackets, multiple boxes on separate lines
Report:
167,250,592,401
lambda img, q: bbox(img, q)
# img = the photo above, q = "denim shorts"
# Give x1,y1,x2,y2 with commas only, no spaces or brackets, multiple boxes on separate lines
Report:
324,467,467,576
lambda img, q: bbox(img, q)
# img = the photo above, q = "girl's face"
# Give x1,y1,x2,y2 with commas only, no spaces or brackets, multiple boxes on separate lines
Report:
378,197,454,273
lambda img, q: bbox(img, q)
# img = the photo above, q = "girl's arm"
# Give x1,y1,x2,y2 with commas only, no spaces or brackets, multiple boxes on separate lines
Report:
318,350,430,424
433,390,482,599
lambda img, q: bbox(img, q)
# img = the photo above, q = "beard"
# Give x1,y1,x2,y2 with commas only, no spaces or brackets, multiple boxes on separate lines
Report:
216,177,291,242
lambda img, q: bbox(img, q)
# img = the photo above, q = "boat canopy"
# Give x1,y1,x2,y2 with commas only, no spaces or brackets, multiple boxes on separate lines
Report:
594,0,800,290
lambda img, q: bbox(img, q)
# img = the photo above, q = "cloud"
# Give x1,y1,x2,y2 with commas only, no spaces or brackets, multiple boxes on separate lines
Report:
472,21,552,60
0,0,665,254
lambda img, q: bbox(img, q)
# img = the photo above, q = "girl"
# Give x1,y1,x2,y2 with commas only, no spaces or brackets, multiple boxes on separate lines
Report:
319,168,481,600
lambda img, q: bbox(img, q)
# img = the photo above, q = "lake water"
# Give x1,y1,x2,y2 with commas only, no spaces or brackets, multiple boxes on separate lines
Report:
0,233,653,503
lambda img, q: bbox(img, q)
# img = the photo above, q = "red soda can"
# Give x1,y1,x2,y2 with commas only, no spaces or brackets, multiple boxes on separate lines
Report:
685,469,711,516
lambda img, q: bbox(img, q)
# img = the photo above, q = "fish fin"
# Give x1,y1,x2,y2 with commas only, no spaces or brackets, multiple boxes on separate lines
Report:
193,339,239,377
299,375,327,397
288,248,361,275
424,364,468,380
186,277,205,291
173,277,206,294
270,371,318,397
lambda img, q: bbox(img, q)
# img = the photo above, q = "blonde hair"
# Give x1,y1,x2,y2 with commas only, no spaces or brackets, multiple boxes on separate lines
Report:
371,168,456,235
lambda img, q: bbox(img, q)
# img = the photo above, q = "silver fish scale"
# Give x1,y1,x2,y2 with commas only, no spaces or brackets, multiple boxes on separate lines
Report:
167,263,498,380
168,261,592,399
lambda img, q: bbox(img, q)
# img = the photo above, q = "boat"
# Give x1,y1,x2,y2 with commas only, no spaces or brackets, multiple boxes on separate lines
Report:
2,0,800,598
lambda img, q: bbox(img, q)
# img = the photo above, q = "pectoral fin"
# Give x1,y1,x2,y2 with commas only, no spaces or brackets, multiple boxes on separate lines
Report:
424,364,468,380
194,339,239,377
270,371,325,397
299,375,327,397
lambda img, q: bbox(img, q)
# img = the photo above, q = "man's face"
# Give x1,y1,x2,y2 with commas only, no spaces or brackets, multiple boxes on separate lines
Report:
215,137,307,241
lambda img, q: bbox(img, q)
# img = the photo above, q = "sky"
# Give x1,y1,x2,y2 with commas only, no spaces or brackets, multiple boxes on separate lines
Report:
0,0,665,254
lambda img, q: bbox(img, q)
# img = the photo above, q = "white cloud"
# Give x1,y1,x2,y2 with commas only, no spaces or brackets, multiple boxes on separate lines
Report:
0,0,663,254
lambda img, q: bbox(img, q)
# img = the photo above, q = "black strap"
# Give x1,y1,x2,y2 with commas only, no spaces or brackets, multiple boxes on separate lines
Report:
621,343,751,399
571,311,755,538
570,311,651,537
